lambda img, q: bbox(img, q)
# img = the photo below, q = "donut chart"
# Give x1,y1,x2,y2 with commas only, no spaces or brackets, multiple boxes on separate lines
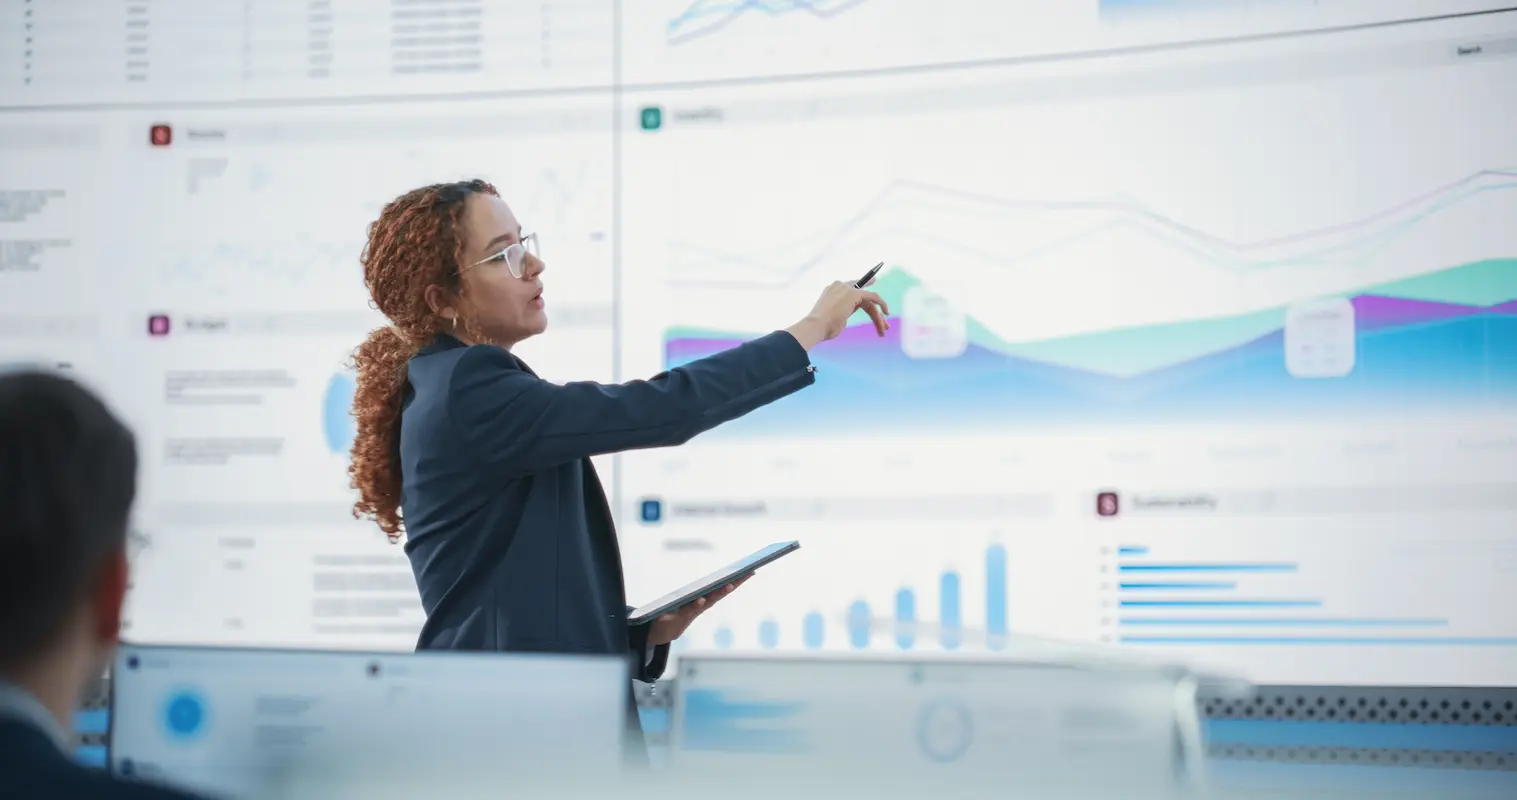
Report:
915,697,973,763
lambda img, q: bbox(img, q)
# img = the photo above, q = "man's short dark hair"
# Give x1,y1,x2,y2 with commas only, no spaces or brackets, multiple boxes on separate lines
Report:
0,370,137,668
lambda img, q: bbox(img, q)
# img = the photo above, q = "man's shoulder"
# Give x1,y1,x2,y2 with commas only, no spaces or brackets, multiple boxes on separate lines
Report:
59,769,208,800
0,719,204,800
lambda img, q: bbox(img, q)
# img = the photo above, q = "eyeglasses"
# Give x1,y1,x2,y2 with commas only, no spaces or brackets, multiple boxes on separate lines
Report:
462,233,538,279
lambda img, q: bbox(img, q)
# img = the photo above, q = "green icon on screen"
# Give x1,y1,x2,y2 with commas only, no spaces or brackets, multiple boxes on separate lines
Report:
640,106,663,131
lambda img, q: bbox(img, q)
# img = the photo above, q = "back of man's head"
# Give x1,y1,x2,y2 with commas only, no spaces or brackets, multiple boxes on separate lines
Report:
0,370,137,672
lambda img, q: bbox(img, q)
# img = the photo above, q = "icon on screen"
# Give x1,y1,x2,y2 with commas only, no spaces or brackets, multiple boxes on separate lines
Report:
639,106,663,131
639,498,663,524
366,661,381,678
1096,491,1120,517
162,690,207,740
149,124,172,147
120,759,136,776
147,315,170,336
126,655,141,670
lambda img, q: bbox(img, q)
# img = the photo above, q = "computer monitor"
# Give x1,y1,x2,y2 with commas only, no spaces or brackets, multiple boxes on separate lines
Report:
108,643,630,798
670,653,1193,794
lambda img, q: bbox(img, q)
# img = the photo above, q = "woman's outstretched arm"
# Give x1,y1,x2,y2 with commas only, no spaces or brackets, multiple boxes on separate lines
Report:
449,326,818,476
448,282,886,476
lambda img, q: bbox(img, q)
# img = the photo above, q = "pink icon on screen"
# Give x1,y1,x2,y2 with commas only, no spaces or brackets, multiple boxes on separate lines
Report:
147,315,170,336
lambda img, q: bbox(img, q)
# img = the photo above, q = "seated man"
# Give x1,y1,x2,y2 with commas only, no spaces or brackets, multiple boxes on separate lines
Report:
0,370,204,799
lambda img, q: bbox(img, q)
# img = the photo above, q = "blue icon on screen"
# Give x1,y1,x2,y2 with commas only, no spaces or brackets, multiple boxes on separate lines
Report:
640,498,663,524
162,690,207,740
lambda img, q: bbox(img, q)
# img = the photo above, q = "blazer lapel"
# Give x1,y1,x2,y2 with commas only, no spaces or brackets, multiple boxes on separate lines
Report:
581,458,628,602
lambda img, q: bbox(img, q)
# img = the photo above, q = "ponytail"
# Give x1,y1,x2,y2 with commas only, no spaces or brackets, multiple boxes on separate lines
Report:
350,178,498,541
348,326,416,542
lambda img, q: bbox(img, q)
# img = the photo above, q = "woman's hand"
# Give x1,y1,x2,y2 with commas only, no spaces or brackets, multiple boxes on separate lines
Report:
647,575,750,646
786,280,891,350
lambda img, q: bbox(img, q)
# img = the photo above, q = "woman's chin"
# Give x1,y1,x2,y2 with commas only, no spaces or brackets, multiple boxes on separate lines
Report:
490,315,548,347
528,309,549,334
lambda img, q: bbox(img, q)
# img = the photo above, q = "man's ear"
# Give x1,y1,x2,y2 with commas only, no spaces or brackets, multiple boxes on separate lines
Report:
90,548,129,643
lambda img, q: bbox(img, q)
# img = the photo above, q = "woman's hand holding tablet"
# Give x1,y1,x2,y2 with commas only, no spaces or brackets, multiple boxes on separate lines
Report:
628,541,801,630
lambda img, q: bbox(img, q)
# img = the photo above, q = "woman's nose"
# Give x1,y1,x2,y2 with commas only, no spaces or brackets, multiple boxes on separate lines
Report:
522,253,545,278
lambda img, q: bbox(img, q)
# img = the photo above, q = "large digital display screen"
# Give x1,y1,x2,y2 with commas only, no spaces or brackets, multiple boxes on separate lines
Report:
2,0,1513,686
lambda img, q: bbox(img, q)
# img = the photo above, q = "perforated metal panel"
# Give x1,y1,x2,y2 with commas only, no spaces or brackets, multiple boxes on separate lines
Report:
1208,743,1517,771
1202,686,1517,726
1197,684,1517,784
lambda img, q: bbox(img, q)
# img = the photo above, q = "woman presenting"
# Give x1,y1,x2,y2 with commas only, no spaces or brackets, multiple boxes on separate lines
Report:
347,179,887,742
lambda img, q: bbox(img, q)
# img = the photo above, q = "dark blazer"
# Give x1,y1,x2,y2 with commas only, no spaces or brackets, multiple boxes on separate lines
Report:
397,330,815,713
0,718,204,799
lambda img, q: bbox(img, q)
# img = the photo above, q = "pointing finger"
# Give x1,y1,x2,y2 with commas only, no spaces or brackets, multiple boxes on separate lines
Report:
862,299,888,336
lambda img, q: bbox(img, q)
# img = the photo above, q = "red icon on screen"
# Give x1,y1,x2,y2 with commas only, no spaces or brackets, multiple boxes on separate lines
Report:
147,315,170,336
1096,491,1120,517
149,124,172,146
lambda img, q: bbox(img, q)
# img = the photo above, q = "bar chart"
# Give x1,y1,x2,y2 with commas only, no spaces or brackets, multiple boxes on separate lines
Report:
710,543,1012,652
1109,543,1517,647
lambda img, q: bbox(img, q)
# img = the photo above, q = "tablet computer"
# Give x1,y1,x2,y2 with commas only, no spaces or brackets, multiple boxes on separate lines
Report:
628,540,800,626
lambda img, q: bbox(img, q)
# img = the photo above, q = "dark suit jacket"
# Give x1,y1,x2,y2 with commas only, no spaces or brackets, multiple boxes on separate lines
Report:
398,330,815,721
0,718,205,799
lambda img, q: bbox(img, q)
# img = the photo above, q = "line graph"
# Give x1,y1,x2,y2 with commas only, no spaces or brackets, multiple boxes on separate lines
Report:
153,153,609,304
155,235,366,301
665,0,870,45
667,168,1517,289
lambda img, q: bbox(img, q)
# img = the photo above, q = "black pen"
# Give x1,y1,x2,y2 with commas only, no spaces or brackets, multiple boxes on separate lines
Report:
854,261,884,289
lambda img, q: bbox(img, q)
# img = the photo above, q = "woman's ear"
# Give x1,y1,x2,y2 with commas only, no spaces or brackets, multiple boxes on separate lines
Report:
422,283,455,320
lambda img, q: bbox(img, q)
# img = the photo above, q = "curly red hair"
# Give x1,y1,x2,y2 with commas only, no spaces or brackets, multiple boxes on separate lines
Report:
349,179,498,541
